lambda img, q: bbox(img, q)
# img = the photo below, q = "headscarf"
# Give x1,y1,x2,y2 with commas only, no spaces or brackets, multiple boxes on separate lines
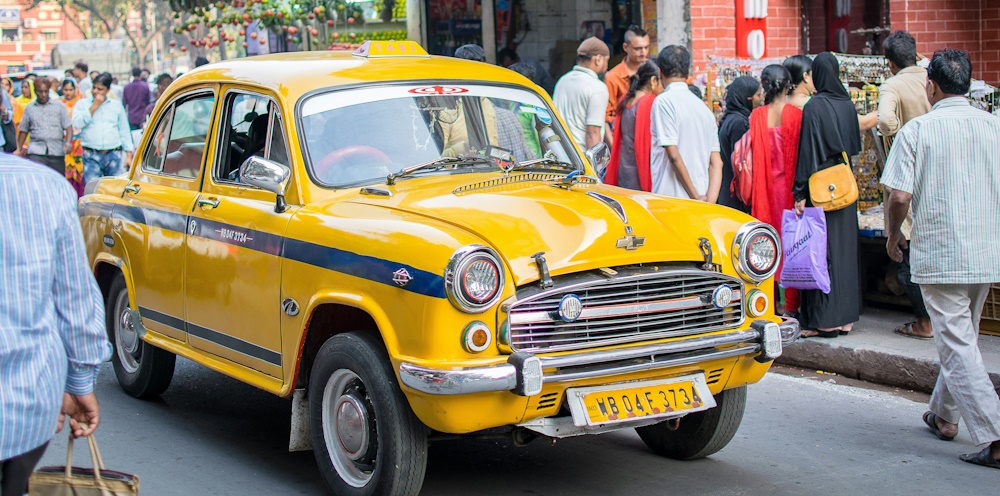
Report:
717,76,760,211
61,78,80,116
721,76,760,123
15,80,34,108
792,52,861,202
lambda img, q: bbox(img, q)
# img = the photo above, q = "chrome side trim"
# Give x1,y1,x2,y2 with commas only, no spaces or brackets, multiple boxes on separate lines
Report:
398,362,516,395
510,290,742,325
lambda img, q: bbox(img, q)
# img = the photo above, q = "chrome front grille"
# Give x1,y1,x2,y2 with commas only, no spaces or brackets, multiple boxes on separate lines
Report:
504,266,745,353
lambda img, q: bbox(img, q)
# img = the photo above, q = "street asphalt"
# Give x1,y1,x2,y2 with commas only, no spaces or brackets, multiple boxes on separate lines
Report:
35,357,1000,495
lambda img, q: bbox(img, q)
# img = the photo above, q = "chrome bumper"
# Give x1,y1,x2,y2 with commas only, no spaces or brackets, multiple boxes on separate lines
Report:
398,318,800,396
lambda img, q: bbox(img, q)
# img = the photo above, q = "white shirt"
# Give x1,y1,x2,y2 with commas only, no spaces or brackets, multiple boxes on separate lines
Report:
881,97,1000,284
553,65,609,149
649,82,720,198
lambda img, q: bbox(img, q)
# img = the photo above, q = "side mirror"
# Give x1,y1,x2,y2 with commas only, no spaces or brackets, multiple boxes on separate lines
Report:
240,156,291,213
585,142,611,175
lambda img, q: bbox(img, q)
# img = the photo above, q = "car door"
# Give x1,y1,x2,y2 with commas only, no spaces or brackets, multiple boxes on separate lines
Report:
183,88,294,378
118,87,217,343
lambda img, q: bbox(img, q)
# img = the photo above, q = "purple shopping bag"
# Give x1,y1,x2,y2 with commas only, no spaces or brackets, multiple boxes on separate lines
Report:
779,208,831,294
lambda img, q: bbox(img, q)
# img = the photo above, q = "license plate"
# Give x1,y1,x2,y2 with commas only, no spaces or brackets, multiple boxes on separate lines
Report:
566,374,716,427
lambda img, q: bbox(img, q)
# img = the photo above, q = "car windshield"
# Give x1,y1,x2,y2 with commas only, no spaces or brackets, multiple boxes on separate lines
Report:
299,84,582,187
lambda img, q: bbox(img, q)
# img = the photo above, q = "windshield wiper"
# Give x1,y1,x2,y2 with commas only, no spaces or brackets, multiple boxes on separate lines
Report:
506,157,577,174
386,156,493,185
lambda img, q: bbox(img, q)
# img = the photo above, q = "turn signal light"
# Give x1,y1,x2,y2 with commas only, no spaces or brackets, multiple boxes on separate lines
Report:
463,321,493,353
747,290,769,317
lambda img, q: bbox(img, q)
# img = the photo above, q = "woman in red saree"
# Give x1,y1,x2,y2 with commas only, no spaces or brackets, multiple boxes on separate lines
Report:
605,60,661,191
747,65,803,317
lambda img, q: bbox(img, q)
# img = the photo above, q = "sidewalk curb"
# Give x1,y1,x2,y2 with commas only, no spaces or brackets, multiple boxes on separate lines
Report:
776,339,1000,395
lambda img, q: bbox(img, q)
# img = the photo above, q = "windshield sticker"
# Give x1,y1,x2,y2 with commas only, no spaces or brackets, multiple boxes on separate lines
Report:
408,85,469,95
535,107,552,125
302,84,547,117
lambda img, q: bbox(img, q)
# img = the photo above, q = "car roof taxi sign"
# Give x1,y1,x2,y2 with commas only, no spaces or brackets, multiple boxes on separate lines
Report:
352,40,429,58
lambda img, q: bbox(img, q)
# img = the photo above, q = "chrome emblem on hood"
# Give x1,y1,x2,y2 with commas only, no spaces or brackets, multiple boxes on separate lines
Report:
587,192,645,250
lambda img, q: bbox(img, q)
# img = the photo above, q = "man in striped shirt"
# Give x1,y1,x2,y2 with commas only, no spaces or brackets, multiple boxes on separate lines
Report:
0,154,112,493
882,48,1000,470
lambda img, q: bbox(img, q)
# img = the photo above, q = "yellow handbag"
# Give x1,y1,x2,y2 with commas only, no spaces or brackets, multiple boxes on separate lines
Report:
29,432,139,496
808,152,858,211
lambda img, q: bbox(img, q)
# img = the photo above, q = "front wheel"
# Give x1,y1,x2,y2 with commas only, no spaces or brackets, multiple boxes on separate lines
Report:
309,332,428,496
635,385,747,460
105,274,176,399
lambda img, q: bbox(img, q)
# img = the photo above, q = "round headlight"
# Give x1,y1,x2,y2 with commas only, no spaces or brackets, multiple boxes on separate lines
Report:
446,245,505,313
732,222,781,282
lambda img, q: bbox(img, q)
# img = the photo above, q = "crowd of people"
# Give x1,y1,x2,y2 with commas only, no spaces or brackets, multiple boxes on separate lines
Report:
0,60,176,196
544,27,998,470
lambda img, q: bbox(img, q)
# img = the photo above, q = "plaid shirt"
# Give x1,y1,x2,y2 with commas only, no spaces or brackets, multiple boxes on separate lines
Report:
0,155,111,459
495,107,535,164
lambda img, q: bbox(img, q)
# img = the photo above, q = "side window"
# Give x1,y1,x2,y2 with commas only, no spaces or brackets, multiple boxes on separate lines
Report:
216,91,290,183
142,106,174,174
161,94,216,178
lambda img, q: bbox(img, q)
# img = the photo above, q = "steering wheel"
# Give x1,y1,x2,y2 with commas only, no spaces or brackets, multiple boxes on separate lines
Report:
315,145,392,184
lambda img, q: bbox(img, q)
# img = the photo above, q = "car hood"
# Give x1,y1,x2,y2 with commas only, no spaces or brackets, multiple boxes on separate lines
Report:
345,174,749,286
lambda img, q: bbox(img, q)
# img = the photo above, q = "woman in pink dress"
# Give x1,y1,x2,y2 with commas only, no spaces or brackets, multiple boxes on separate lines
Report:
747,65,802,313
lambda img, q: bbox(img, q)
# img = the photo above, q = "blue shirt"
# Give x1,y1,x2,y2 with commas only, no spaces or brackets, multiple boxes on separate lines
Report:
0,155,112,460
72,96,135,152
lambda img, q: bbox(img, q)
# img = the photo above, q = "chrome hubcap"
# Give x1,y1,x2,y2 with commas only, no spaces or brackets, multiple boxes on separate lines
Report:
336,395,369,460
322,369,376,488
114,291,140,374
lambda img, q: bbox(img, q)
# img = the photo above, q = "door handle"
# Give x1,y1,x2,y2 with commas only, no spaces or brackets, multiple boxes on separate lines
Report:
197,197,220,209
123,184,140,195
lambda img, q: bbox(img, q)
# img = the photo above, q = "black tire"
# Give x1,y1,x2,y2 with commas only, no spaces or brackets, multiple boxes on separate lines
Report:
309,332,428,496
635,385,747,460
106,274,175,399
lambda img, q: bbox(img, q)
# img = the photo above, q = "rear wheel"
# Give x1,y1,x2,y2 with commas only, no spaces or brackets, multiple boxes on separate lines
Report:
309,332,428,496
106,274,176,399
635,385,747,460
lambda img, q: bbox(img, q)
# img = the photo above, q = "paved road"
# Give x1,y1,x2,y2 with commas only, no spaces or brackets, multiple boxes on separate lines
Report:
37,360,998,495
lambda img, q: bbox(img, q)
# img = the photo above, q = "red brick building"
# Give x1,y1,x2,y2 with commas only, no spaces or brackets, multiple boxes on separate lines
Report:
0,0,86,73
684,0,999,85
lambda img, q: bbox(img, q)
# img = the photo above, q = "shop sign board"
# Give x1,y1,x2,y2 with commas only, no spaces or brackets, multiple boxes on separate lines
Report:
735,0,767,60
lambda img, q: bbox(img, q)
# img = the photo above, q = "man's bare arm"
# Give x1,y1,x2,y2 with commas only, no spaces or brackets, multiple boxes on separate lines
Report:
884,187,912,262
585,125,603,150
706,152,723,204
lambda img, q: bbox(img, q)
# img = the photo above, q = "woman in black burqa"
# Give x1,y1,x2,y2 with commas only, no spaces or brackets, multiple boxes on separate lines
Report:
792,52,861,338
717,76,761,211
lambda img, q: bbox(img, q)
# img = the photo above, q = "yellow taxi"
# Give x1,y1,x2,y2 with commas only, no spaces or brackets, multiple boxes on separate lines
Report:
79,41,799,495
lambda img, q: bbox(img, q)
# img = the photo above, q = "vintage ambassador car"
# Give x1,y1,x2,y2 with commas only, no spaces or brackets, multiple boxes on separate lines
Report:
79,41,798,496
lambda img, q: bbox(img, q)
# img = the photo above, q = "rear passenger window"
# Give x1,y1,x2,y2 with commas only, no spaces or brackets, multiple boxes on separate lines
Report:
161,94,215,178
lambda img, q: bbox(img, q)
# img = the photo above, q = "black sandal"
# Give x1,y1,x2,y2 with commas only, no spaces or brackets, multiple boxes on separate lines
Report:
923,411,957,441
960,446,1000,469
801,329,839,339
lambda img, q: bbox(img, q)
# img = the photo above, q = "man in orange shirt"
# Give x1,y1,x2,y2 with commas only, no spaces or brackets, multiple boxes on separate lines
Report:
605,25,650,144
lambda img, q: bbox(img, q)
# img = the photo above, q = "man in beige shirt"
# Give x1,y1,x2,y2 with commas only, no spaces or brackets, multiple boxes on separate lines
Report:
878,30,933,340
